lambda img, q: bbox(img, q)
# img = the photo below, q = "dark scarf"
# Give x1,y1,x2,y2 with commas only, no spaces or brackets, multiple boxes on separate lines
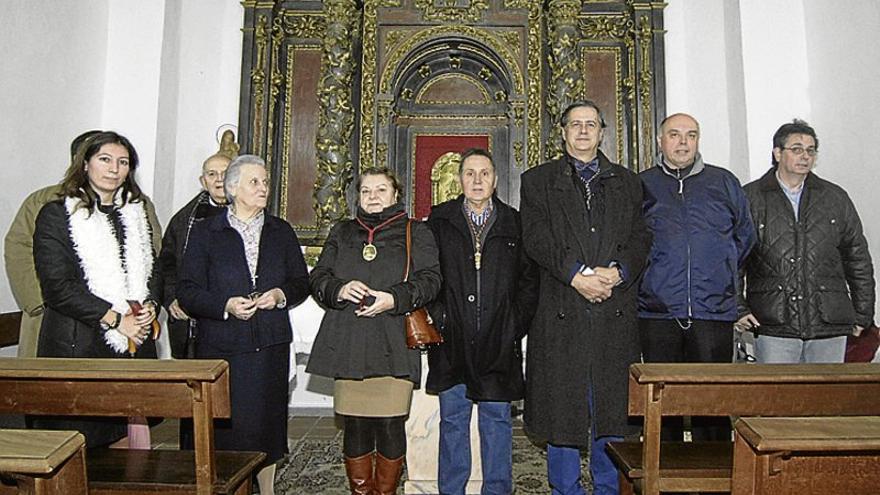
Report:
356,202,407,227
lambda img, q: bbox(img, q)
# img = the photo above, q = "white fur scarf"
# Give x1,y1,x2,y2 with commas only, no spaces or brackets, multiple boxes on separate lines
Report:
65,196,154,353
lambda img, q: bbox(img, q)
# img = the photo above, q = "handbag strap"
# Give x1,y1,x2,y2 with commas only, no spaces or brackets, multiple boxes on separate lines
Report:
404,220,412,282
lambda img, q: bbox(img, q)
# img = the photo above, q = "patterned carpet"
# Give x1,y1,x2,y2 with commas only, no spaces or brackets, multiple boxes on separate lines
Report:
275,431,592,494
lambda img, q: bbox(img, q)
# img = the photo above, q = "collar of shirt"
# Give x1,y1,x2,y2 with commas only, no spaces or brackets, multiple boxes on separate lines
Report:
572,156,599,176
775,169,806,195
227,209,265,233
463,197,494,227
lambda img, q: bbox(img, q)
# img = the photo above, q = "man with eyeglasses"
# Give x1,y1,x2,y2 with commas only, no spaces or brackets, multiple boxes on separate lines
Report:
159,151,232,359
520,100,651,495
735,119,875,363
638,113,755,440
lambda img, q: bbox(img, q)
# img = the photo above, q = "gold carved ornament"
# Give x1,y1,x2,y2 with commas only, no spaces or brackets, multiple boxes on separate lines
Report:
525,3,544,168
431,152,464,205
546,0,585,160
359,0,403,170
282,12,325,39
265,16,285,178
636,13,656,172
250,15,269,156
414,0,490,24
314,0,358,229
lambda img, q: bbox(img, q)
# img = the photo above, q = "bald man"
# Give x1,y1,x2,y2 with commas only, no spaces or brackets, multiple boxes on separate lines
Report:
637,113,755,440
158,153,231,359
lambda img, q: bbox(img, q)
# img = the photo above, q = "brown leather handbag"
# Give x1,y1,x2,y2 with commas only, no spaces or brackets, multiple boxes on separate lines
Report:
403,220,443,351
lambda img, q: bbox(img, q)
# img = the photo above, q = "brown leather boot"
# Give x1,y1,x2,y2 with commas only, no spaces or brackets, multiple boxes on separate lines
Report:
374,452,404,495
344,451,375,495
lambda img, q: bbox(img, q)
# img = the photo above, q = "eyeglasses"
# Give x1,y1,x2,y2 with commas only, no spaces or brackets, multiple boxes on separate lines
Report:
781,147,818,157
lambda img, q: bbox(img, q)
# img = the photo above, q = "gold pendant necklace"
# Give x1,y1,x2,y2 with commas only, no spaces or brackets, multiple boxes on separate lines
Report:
362,243,377,261
466,215,487,271
355,211,407,262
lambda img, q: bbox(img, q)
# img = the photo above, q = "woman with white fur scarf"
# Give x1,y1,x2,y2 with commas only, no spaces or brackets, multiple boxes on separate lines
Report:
32,130,160,448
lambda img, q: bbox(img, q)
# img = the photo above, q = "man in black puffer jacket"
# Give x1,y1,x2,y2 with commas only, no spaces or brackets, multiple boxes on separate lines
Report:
736,119,875,363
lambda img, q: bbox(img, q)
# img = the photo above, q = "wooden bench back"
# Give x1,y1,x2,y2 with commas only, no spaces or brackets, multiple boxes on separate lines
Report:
628,363,880,417
0,358,231,419
0,358,235,495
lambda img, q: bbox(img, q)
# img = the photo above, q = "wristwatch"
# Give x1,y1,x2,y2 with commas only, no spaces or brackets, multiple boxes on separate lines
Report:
100,311,122,331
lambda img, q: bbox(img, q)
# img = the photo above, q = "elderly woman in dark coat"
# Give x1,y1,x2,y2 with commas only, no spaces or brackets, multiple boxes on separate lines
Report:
177,154,310,495
307,167,441,495
33,131,159,447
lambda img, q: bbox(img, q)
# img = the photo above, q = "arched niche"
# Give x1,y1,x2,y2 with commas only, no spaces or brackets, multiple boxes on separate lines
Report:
385,36,516,217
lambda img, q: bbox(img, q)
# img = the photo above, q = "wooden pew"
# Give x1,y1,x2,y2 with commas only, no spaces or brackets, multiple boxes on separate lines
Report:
606,363,880,495
0,429,87,494
732,416,880,495
0,358,265,495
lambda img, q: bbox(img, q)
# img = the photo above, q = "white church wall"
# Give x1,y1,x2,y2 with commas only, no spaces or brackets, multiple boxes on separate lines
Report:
154,0,244,225
663,1,744,176
801,1,880,301
0,1,111,312
100,1,167,201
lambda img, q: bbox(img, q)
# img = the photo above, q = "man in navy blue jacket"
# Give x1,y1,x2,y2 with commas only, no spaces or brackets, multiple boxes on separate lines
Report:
638,113,756,440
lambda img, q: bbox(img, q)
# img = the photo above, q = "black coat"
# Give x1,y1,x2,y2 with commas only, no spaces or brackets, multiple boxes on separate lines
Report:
307,204,442,385
158,191,225,358
177,212,310,354
425,197,538,401
519,152,651,446
739,169,875,339
33,200,159,359
32,199,158,448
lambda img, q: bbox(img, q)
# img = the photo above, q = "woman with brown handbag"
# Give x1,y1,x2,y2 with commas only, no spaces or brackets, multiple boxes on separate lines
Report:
308,167,441,495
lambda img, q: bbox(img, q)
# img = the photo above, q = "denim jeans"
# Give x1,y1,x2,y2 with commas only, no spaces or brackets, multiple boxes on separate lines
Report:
755,335,847,363
546,388,621,495
438,384,513,495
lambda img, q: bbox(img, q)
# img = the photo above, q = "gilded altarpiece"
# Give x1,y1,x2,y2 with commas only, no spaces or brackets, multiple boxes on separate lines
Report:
238,0,666,246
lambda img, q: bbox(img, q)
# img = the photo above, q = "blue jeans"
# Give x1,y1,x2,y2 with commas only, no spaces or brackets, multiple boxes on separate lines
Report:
755,335,847,363
438,384,513,495
547,388,621,495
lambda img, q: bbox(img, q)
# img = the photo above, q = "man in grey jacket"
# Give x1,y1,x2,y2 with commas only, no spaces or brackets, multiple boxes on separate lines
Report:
736,119,875,363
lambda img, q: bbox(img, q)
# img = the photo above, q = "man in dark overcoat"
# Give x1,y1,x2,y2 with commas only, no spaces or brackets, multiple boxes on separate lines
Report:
426,148,538,495
519,100,651,495
159,152,231,358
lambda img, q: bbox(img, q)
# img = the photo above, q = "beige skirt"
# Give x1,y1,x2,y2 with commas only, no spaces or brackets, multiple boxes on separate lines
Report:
334,376,414,417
